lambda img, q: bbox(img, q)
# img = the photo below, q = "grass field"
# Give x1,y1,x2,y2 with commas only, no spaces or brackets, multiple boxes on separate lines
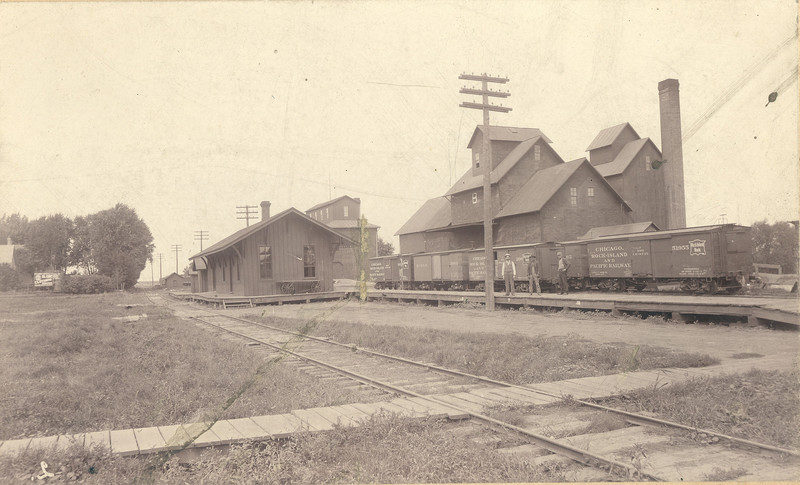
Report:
253,314,720,385
1,290,792,483
0,292,377,441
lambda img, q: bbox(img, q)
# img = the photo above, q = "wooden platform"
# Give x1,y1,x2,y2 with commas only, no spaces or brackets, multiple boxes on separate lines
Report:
171,290,352,308
366,289,800,327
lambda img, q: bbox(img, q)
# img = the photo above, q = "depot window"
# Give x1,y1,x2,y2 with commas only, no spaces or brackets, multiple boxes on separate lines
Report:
587,187,595,197
304,245,316,278
646,155,652,171
570,187,577,206
343,206,348,217
259,245,272,279
534,145,541,161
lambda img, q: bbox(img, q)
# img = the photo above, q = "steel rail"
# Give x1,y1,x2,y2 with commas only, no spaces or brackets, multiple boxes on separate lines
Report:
161,294,799,460
207,309,800,457
188,312,663,481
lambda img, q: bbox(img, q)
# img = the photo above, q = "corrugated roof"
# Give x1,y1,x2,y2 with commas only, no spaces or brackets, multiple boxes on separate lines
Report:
466,125,552,148
577,221,660,240
190,207,353,259
496,158,631,218
445,136,545,196
595,138,661,177
325,220,379,229
586,122,639,151
306,195,360,212
395,197,452,235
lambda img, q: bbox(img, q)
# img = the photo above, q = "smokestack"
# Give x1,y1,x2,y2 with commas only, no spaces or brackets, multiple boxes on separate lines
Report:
658,79,687,229
260,201,271,221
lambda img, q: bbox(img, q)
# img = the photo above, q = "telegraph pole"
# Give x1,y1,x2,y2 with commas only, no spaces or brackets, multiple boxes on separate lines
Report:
171,245,182,274
236,205,259,227
194,230,209,251
150,256,154,287
157,253,163,282
459,72,511,311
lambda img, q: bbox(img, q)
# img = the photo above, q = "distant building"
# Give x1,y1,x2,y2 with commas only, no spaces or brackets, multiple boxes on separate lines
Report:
162,272,191,290
306,195,379,280
396,79,687,254
0,238,33,287
190,202,354,296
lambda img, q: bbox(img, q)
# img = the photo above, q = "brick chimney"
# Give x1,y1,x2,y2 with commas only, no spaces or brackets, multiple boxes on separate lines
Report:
658,79,687,229
260,201,271,221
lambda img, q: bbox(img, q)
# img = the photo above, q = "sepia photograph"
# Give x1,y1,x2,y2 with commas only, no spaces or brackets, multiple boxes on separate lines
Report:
0,0,798,483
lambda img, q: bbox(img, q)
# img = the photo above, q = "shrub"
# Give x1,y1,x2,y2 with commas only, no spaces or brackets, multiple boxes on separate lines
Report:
62,274,115,294
0,263,22,291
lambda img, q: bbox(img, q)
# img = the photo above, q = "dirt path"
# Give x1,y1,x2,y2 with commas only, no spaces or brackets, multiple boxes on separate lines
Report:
244,299,799,367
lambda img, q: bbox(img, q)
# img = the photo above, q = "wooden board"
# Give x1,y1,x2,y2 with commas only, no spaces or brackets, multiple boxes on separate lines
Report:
290,409,335,432
134,427,167,453
0,438,31,456
109,429,139,456
226,417,272,441
157,425,194,451
250,414,304,439
83,431,111,452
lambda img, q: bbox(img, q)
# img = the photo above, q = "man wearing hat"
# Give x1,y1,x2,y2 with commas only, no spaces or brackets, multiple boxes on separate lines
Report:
557,251,570,295
526,253,542,295
501,252,516,296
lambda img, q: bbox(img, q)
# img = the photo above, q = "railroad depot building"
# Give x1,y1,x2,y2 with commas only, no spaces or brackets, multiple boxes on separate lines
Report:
190,202,353,296
397,79,684,254
305,195,379,280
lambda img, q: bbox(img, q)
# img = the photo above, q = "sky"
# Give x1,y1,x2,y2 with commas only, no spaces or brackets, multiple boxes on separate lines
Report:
0,0,797,281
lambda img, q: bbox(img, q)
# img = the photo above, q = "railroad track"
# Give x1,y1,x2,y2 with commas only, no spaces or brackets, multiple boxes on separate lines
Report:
151,292,799,482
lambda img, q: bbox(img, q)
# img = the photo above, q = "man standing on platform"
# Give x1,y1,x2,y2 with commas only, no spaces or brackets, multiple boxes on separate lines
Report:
502,252,516,296
557,252,570,295
526,253,541,295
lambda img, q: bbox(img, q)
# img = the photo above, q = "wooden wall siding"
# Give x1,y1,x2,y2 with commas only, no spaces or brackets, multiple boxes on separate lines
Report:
451,186,501,226
537,164,631,243
399,233,426,254
495,212,543,246
309,198,360,223
469,136,520,174
497,140,562,209
613,143,667,230
589,125,640,166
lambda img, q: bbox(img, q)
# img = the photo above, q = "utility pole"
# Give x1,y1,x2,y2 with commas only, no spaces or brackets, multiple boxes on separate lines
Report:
150,257,154,287
157,253,163,282
236,205,259,227
459,72,511,311
171,245,182,274
194,230,209,251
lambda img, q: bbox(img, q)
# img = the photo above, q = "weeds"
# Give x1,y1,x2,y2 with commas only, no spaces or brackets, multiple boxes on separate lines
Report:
704,466,748,481
0,293,375,440
600,369,800,449
256,316,719,387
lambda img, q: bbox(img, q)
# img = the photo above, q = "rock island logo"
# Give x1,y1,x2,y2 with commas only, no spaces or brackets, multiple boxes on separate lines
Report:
689,239,706,256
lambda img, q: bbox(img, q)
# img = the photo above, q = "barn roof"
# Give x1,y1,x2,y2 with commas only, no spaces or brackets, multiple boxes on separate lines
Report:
326,220,379,229
466,125,552,149
395,197,452,235
190,207,353,260
306,195,360,213
595,138,661,177
577,221,660,240
586,122,640,151
446,136,551,196
496,158,631,218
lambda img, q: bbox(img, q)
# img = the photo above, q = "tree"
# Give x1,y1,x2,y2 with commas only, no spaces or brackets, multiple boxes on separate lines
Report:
69,216,96,274
751,220,799,274
26,214,73,272
377,236,395,256
88,203,154,289
0,213,29,244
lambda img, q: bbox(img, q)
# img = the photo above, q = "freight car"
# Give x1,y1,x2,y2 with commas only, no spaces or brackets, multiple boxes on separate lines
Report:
369,224,753,294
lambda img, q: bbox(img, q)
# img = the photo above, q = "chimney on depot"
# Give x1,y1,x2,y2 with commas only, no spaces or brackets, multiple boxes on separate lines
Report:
260,201,271,221
658,79,687,229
